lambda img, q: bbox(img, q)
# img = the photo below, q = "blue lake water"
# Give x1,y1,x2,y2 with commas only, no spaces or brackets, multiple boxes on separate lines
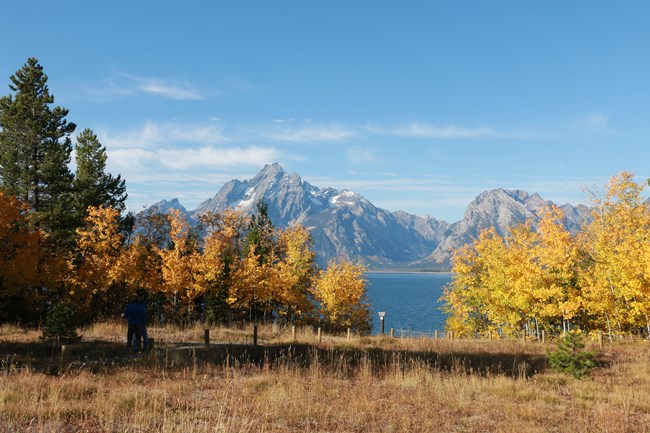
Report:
365,272,453,336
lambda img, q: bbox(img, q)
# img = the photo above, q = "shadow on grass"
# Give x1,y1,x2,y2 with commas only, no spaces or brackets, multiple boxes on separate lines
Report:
0,340,549,378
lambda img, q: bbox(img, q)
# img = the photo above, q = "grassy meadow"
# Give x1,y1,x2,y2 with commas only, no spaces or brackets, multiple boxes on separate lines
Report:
1,322,649,432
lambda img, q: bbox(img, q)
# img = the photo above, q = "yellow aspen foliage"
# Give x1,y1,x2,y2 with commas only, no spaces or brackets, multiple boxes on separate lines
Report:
69,205,125,313
198,209,249,323
269,225,316,323
0,192,41,320
444,172,650,338
118,208,170,297
581,172,650,335
119,236,165,295
443,211,582,337
312,259,371,334
159,209,203,316
200,209,248,291
227,248,272,319
536,206,582,326
443,227,526,337
441,242,491,336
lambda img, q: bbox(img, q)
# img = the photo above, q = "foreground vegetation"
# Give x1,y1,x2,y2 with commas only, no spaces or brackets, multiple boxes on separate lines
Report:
2,322,650,432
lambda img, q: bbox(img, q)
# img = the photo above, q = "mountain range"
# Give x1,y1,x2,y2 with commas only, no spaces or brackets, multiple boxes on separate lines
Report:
147,163,592,271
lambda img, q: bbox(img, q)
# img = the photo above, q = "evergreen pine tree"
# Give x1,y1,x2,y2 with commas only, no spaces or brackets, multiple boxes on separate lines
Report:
246,199,273,265
0,58,76,247
548,332,597,378
73,128,127,220
41,303,80,345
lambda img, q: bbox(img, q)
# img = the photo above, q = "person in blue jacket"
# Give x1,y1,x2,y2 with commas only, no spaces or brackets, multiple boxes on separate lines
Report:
138,294,149,350
123,295,146,351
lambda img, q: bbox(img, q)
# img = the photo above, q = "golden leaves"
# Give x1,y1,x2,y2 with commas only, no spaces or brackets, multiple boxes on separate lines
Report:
311,259,371,333
442,172,650,336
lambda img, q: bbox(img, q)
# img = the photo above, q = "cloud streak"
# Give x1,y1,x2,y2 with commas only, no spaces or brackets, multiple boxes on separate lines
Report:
83,71,206,101
109,146,279,171
365,122,498,138
262,123,356,143
138,79,204,100
101,120,230,149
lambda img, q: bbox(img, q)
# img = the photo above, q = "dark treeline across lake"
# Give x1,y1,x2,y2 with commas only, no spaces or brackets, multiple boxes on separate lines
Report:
365,272,452,336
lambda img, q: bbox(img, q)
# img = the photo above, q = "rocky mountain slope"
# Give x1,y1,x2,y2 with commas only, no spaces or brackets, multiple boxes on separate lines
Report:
145,163,592,270
415,188,591,269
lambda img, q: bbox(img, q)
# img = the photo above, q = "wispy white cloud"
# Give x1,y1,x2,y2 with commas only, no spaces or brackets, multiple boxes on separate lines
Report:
138,79,204,100
307,176,473,194
365,122,497,138
157,146,279,169
100,120,279,187
83,71,206,101
262,123,356,143
108,145,279,177
100,120,229,149
347,148,376,164
571,112,611,133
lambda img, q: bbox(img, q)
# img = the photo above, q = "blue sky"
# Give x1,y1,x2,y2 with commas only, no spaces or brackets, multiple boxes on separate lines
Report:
1,1,649,222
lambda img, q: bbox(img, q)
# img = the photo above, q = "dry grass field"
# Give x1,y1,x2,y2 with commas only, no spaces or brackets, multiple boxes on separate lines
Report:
1,322,649,432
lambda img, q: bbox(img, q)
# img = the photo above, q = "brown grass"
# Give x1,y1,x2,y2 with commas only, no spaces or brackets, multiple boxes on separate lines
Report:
1,323,649,432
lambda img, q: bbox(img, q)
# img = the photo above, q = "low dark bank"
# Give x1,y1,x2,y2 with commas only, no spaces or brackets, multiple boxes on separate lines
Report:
1,339,550,378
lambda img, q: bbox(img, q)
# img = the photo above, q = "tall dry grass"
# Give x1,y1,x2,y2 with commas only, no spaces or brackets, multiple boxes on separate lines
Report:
1,322,649,432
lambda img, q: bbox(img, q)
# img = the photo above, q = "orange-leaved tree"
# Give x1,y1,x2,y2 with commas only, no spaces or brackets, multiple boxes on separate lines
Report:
0,192,42,322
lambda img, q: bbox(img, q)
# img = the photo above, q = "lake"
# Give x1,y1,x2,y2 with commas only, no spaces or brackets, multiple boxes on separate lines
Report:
365,272,452,336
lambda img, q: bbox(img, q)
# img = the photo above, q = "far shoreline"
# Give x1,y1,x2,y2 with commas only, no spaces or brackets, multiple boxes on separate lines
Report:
365,269,453,275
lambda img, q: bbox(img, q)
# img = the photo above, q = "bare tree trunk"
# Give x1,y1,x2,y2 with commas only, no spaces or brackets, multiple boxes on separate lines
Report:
605,311,613,342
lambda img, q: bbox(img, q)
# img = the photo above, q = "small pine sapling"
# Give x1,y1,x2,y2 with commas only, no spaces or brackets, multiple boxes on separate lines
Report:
548,332,596,378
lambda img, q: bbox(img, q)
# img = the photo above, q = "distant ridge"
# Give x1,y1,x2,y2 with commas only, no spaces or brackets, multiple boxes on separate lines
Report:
143,163,592,270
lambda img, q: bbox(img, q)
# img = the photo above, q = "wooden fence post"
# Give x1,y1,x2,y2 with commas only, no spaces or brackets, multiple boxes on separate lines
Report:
347,328,351,341
390,328,394,338
598,332,603,350
317,327,322,343
192,348,197,378
541,330,545,344
434,330,439,340
60,344,68,370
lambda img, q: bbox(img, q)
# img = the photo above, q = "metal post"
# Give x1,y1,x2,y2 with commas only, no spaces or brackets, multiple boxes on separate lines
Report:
378,312,386,335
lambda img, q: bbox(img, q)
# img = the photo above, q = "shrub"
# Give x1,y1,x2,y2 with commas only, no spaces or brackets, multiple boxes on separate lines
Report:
41,303,81,345
548,332,596,378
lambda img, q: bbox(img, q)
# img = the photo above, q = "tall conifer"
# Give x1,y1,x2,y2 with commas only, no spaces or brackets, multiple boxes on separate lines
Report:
0,58,76,247
73,128,127,219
